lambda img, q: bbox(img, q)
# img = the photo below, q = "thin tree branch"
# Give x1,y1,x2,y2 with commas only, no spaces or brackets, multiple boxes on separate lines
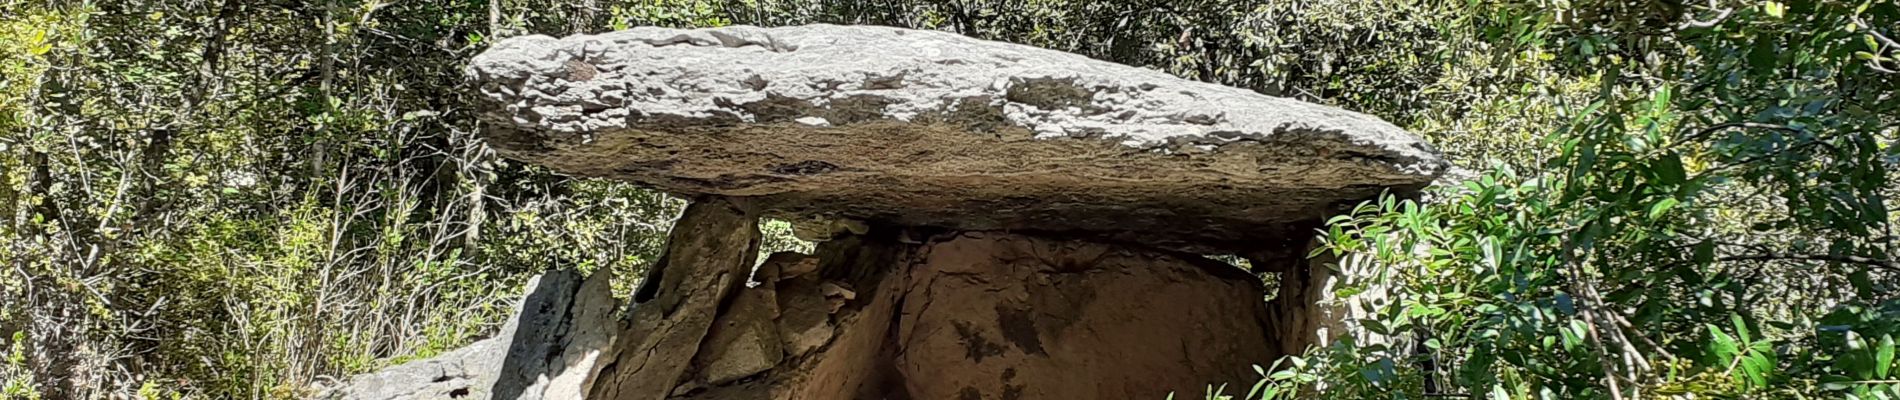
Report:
1678,8,1732,29
1720,253,1900,273
1854,15,1900,74
1681,122,1803,143
1691,139,1831,180
1561,249,1630,400
1606,311,1680,363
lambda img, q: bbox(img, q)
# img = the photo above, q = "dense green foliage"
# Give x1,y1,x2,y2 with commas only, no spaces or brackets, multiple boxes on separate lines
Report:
1280,1,1900,399
1,0,1894,399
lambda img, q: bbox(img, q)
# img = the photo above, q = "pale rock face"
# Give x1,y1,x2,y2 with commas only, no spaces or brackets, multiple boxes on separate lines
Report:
467,24,1447,252
314,338,504,400
315,270,618,400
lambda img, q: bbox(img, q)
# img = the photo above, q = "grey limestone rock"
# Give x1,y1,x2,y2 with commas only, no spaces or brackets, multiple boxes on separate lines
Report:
315,269,618,400
467,23,1447,252
314,338,504,400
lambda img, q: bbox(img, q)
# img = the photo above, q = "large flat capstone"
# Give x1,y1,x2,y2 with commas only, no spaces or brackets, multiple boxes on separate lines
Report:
468,24,1447,251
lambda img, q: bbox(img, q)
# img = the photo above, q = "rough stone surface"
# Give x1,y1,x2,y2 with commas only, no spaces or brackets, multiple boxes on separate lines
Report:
895,233,1277,400
761,251,817,282
659,235,914,400
532,269,620,399
316,337,504,400
592,199,760,400
689,281,782,386
774,276,834,358
1248,243,1339,360
645,231,1277,400
468,24,1448,252
315,269,619,400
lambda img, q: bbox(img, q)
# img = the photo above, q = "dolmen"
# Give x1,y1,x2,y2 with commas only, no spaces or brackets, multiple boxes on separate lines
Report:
452,24,1445,400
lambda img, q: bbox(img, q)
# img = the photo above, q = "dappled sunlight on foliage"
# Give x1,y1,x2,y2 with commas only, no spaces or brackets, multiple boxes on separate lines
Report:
1,0,1893,399
1263,0,1900,397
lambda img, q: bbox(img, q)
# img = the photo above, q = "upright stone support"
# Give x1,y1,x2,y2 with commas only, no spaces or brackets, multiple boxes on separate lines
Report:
1249,237,1351,358
1260,257,1337,358
590,199,760,400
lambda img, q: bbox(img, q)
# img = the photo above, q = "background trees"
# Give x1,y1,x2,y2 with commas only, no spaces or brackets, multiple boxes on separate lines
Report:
0,0,1893,399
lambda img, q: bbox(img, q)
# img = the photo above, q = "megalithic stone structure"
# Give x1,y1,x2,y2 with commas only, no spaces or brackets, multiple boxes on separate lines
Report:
469,24,1445,400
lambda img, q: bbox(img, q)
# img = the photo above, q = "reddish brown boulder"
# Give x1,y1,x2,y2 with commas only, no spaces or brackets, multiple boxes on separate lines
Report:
642,232,1276,400
896,233,1277,400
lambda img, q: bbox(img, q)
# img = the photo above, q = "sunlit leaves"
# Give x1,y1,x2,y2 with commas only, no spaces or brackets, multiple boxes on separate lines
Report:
1291,0,1897,398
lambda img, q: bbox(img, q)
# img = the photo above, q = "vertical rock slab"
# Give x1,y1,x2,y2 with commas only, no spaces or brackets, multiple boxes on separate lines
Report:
664,237,915,400
1261,260,1334,359
315,269,619,400
591,199,761,400
1243,241,1338,360
533,269,621,399
688,278,782,387
896,233,1276,400
489,271,583,399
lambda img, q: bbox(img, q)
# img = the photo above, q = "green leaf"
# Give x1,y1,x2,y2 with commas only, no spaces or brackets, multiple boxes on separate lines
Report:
1655,153,1687,185
1740,351,1773,389
1708,324,1741,361
1765,1,1786,18
1648,197,1680,220
1823,375,1858,390
1732,314,1754,343
1694,241,1717,264
1650,85,1672,115
1879,335,1896,379
1852,269,1878,298
1750,37,1779,70
1850,331,1876,379
1561,320,1585,351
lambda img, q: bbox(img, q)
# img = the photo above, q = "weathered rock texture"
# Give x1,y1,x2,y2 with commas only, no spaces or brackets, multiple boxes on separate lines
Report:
592,199,760,400
468,24,1447,252
594,229,1275,400
318,269,618,400
466,23,1448,400
317,333,506,400
895,233,1276,400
